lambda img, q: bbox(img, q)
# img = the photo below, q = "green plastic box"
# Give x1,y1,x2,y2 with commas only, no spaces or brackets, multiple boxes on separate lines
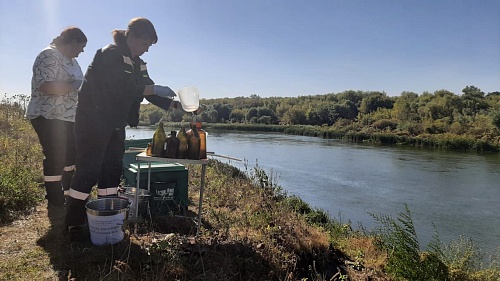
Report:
123,139,189,214
123,163,189,214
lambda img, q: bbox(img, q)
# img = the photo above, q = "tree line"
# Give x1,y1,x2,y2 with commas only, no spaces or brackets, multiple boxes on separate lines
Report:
139,85,500,146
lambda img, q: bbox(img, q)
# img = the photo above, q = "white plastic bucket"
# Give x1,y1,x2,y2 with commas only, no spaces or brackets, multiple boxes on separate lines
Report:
85,198,130,246
177,86,199,112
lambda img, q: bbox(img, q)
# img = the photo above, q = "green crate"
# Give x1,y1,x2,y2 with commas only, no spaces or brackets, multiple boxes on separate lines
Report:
123,164,189,215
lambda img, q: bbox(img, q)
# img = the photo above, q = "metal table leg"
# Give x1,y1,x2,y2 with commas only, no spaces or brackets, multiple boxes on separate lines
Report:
197,163,207,236
135,162,141,219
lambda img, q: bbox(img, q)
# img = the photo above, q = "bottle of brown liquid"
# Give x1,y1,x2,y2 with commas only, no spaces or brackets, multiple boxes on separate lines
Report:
165,130,180,158
187,123,200,160
152,119,166,157
195,122,207,159
176,126,188,159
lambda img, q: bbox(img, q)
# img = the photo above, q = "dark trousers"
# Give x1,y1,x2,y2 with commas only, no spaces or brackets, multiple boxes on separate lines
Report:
65,117,125,226
31,117,75,205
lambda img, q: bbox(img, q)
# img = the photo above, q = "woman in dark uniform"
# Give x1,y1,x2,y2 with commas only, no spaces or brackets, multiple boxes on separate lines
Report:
65,17,181,241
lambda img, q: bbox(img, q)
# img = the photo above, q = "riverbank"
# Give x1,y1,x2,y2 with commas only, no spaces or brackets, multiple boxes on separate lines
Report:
0,159,392,280
147,122,500,152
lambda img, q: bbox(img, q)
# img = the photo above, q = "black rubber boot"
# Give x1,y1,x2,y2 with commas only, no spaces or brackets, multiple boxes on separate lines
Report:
62,170,74,191
65,196,88,227
45,181,65,206
65,196,90,243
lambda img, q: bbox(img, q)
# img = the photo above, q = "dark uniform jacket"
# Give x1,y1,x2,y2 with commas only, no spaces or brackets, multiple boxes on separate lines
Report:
76,38,171,128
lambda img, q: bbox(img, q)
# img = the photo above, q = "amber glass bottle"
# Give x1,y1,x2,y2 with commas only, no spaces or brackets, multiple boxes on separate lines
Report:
195,122,207,159
152,119,166,157
176,126,188,159
165,131,180,158
187,123,200,160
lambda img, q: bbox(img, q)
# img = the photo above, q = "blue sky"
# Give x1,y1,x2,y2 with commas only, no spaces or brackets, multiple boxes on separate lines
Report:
1,0,499,100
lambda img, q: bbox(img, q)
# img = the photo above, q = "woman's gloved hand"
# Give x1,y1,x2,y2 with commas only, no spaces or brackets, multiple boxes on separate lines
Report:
153,85,176,98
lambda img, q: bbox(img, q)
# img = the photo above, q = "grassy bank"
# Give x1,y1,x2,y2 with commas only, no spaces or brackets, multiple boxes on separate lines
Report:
0,95,44,224
157,122,500,153
2,97,499,280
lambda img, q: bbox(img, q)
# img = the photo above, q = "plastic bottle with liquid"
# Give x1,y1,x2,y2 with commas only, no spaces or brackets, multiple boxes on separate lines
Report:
195,122,207,159
176,126,188,159
152,119,166,157
165,130,180,158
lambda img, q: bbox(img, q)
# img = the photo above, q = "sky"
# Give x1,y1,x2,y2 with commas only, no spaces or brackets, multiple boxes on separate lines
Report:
1,0,499,100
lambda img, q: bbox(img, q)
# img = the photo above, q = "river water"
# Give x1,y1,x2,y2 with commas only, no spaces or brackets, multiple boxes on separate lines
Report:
127,127,500,256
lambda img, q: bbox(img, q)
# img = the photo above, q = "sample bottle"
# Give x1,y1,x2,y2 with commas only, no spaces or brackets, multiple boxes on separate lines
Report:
152,119,166,157
176,126,188,159
187,123,200,160
195,122,207,159
165,130,180,158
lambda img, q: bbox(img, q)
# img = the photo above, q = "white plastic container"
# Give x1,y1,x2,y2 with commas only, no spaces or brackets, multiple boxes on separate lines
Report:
177,86,199,112
85,198,130,246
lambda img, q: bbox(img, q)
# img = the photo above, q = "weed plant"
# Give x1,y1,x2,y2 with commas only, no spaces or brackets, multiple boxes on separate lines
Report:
0,94,43,224
370,204,500,281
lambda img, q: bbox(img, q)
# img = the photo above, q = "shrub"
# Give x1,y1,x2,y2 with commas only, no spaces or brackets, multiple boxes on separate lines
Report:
372,119,398,130
0,165,43,224
0,95,44,224
370,205,449,280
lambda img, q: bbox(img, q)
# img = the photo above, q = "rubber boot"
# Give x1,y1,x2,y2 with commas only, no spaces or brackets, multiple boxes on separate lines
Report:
65,196,90,243
65,196,88,227
45,181,65,206
62,170,74,191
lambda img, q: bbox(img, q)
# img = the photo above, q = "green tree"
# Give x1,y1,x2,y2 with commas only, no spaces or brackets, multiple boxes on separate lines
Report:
307,104,333,125
206,108,219,123
491,110,500,129
461,85,488,116
337,90,364,106
169,109,184,122
359,92,393,114
148,111,163,125
341,100,359,120
282,107,307,125
392,91,419,121
213,103,232,122
229,108,246,123
246,107,259,123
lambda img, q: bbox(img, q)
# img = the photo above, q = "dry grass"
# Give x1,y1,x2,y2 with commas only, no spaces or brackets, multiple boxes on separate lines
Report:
0,160,392,281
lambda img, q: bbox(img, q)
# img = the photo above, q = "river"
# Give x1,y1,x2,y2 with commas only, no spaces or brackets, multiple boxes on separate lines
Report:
126,126,500,257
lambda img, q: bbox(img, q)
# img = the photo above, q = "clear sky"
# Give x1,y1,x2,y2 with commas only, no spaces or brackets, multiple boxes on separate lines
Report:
1,0,499,100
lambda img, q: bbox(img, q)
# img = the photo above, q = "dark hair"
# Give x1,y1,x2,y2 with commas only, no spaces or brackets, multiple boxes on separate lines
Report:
51,27,87,47
126,17,158,43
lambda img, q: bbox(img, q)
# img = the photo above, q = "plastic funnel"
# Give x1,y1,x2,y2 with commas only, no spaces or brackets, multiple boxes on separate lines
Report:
177,86,199,112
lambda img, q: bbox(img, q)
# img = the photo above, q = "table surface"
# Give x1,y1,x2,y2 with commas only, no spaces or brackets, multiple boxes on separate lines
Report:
136,152,209,165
